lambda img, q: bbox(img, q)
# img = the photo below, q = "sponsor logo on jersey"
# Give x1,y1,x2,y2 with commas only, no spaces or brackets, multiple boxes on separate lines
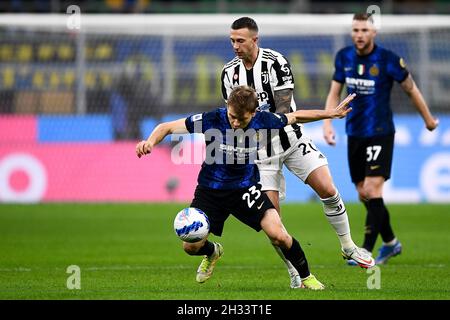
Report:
281,64,291,75
345,77,375,95
257,91,269,102
345,77,375,87
219,143,258,158
399,58,407,68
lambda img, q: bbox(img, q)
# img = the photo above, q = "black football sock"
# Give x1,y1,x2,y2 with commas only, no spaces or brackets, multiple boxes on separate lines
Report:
281,238,310,279
379,199,396,243
362,198,384,252
196,240,215,256
362,197,369,212
361,198,371,248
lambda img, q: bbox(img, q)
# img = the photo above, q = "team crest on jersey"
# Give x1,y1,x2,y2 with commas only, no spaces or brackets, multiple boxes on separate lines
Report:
357,64,365,76
261,71,269,84
399,58,407,68
369,64,379,76
253,131,262,143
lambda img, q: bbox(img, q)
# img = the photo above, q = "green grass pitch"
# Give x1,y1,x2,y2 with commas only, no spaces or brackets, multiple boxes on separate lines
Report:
0,203,449,300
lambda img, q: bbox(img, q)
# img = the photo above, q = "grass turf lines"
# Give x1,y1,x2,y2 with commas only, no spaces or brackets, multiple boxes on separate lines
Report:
0,203,449,300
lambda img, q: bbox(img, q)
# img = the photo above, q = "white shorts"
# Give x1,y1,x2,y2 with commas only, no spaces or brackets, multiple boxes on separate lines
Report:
255,134,328,201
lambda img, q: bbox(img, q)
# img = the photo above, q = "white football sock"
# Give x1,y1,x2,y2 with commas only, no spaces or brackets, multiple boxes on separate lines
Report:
321,192,356,250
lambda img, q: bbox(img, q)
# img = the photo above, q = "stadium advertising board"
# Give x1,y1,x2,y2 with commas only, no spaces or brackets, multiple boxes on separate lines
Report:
0,115,448,203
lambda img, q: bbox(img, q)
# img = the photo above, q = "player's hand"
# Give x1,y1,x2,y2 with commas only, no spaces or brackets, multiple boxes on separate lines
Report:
328,93,355,119
323,124,336,146
323,93,355,146
136,140,153,158
425,117,439,131
335,93,356,115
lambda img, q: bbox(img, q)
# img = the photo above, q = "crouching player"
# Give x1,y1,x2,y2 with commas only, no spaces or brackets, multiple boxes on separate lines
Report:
136,86,355,289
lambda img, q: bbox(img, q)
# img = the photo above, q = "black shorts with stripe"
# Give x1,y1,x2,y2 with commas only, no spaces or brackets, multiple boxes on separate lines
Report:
190,183,275,236
348,134,394,184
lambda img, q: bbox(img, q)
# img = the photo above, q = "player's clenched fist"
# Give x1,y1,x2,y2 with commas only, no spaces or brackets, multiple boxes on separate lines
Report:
136,140,152,158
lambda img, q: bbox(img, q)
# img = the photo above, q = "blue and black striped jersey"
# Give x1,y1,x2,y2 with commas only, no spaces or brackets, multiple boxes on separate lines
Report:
333,44,409,137
185,108,288,190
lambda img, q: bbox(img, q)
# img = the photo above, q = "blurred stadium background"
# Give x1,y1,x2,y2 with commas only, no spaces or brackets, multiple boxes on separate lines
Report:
0,0,449,204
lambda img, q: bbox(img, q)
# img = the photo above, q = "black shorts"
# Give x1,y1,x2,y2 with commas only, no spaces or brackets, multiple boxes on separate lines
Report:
190,183,275,236
348,134,394,184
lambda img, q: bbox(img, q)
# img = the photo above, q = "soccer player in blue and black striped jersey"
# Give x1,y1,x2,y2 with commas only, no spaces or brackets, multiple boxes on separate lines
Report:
323,13,439,265
137,85,354,289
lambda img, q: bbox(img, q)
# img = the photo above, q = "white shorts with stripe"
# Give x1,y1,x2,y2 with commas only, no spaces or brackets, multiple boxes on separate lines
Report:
255,132,328,201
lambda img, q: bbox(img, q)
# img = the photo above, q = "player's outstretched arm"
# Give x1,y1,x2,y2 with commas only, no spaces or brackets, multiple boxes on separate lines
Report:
400,74,439,131
136,118,188,158
285,93,355,125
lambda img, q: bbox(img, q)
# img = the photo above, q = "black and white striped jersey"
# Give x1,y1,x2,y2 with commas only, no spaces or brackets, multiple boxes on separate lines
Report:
221,47,302,158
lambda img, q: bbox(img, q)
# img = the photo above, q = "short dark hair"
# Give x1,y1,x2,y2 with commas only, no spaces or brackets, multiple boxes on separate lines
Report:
227,85,259,114
231,17,258,32
353,13,375,24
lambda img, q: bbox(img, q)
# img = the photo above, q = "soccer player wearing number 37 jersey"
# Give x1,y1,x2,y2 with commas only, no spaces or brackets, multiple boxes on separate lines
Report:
136,86,354,289
324,13,439,265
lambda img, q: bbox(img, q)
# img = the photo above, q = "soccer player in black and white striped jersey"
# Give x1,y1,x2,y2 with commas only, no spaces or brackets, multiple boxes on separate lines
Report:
221,17,374,288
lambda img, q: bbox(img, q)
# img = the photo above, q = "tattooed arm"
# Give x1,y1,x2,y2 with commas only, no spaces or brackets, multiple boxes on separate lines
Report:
274,88,293,114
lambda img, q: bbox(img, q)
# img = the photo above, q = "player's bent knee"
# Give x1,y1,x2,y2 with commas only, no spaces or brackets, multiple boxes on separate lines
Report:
320,186,337,199
268,232,291,249
358,190,368,201
362,185,381,199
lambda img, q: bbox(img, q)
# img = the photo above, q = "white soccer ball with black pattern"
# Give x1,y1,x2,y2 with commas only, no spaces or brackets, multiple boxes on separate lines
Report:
173,207,210,243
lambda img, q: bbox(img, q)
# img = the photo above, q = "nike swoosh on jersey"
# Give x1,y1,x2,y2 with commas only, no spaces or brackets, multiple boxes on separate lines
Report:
370,165,381,170
257,202,265,210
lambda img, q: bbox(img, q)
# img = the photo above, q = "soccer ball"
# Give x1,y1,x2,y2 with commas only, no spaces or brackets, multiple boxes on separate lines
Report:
173,207,210,243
